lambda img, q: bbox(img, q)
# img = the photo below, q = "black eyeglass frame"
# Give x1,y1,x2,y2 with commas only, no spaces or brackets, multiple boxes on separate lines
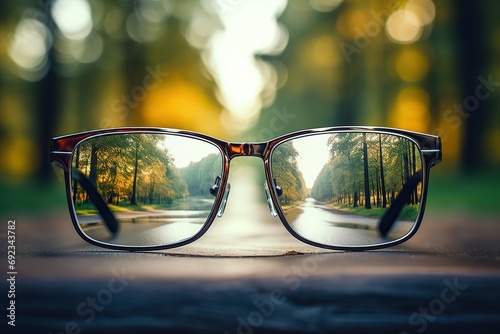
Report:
50,126,442,252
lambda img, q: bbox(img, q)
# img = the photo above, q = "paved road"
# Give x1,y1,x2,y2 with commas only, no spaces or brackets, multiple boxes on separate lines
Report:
287,198,413,246
2,167,500,333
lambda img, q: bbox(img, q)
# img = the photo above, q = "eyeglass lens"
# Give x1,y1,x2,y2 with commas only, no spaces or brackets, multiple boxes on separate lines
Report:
270,132,423,247
71,133,223,247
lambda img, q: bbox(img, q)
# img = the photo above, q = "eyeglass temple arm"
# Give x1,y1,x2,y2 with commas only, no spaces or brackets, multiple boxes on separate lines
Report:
71,169,120,235
378,170,423,237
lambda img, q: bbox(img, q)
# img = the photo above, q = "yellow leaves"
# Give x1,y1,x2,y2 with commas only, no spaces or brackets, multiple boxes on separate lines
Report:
0,136,38,181
140,73,226,137
394,47,430,82
0,94,38,181
389,86,430,133
485,129,500,164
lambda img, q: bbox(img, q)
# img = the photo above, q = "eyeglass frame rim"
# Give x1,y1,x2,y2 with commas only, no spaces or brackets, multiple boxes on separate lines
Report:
50,126,442,251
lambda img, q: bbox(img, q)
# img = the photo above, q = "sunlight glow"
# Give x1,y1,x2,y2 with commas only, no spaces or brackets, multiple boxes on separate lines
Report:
8,17,50,81
385,0,435,45
202,0,288,131
52,0,93,40
406,0,436,26
386,10,422,44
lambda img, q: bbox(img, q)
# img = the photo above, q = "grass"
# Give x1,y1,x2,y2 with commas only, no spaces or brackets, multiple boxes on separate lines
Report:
74,202,171,215
0,180,67,215
426,169,500,216
327,203,418,221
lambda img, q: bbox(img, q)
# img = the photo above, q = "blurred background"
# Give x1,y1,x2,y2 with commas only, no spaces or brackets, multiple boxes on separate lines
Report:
0,0,499,216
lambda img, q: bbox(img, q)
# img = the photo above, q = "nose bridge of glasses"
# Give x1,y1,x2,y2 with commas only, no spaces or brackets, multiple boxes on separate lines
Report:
226,142,284,218
227,142,268,159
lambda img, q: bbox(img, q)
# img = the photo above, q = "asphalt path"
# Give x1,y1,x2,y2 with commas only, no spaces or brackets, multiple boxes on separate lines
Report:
287,198,413,247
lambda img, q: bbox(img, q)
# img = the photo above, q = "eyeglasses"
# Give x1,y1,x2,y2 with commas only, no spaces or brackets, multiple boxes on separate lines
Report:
50,127,441,251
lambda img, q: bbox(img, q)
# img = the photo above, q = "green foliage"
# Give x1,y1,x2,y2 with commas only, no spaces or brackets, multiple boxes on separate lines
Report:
332,203,418,221
73,134,189,208
271,141,308,205
311,133,423,212
180,153,222,197
310,163,334,201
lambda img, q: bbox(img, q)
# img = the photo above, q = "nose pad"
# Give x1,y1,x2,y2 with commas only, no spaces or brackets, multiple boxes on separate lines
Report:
216,182,231,217
210,176,231,217
264,181,278,217
210,176,222,197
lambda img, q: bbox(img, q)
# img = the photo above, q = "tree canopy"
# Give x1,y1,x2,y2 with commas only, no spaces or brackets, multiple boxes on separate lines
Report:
271,141,308,205
311,133,422,210
73,134,189,207
180,153,222,197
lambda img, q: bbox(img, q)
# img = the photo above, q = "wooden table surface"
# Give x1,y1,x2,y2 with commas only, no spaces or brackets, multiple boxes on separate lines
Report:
2,169,500,333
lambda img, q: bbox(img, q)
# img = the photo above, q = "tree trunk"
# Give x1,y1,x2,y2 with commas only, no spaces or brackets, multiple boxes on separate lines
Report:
72,146,80,203
456,1,485,172
402,141,410,188
411,144,418,204
374,166,380,207
89,144,98,188
37,0,59,183
363,134,371,209
379,134,387,208
131,141,139,206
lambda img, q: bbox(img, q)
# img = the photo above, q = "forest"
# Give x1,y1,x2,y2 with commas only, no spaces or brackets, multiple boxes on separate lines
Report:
72,133,222,211
271,141,309,206
311,133,422,210
1,1,499,186
71,131,421,216
270,132,422,214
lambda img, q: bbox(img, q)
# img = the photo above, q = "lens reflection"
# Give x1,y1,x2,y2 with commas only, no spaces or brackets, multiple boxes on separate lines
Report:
71,133,223,247
271,132,423,247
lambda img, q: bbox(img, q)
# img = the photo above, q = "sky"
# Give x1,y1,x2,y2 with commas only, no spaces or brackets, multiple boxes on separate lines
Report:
290,134,330,188
162,135,220,168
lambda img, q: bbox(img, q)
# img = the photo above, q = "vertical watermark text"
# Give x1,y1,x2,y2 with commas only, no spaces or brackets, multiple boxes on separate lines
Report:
6,219,17,327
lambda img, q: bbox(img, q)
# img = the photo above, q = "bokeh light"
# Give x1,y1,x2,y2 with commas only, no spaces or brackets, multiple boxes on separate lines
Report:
395,47,430,82
309,0,343,13
406,0,436,26
386,9,422,44
390,86,430,133
8,17,51,81
51,0,93,41
386,0,435,44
